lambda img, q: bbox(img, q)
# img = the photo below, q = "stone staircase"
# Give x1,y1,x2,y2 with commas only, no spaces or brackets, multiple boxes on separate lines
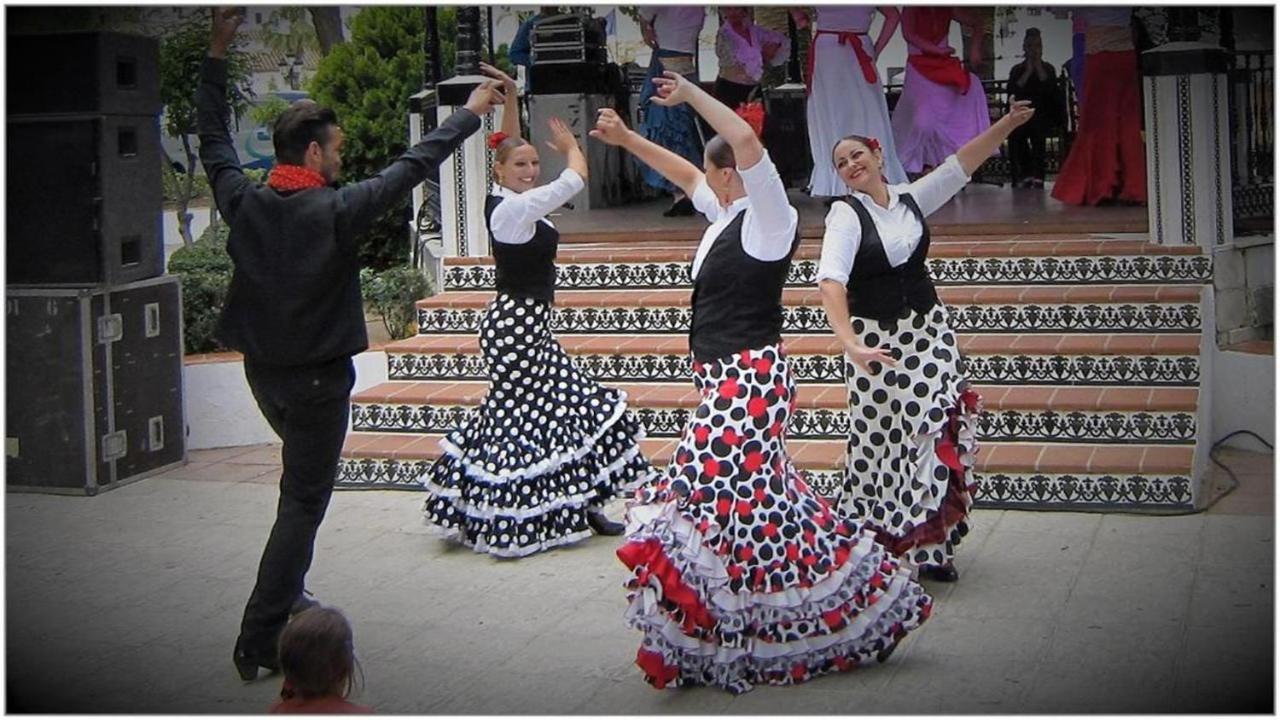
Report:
339,231,1214,512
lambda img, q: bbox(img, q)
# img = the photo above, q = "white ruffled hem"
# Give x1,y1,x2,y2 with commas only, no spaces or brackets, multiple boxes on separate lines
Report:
436,390,635,485
624,499,918,630
428,524,595,559
424,444,649,521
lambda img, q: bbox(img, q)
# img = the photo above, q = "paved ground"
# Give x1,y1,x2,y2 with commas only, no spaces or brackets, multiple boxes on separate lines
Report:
7,445,1274,714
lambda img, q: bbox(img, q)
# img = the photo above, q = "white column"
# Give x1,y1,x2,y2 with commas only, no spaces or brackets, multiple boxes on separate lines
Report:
1142,42,1234,249
436,76,498,259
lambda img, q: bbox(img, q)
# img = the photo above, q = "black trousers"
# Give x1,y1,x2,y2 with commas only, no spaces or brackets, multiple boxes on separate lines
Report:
237,355,355,656
1009,123,1048,185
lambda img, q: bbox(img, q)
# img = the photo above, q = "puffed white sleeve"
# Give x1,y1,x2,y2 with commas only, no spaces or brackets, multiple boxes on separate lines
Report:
816,201,862,285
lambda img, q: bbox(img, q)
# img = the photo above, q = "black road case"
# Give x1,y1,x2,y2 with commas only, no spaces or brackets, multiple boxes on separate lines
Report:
6,275,186,494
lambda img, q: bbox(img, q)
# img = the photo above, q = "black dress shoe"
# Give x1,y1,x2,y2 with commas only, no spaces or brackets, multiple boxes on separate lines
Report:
921,562,959,583
875,637,901,663
233,640,280,682
662,197,695,217
290,589,319,616
587,510,626,536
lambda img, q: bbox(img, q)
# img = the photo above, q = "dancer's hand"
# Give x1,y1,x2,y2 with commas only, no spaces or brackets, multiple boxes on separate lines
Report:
210,7,243,56
844,340,897,373
651,71,695,107
478,61,517,96
545,117,579,155
1001,100,1035,130
589,108,632,147
463,80,506,116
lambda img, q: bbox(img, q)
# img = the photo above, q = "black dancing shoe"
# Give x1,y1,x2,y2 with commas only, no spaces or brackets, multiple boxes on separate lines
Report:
662,197,695,217
587,510,626,536
876,638,901,663
921,562,959,583
290,589,319,616
233,640,280,682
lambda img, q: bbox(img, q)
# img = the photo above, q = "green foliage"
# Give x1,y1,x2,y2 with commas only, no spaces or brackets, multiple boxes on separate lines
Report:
162,167,210,204
168,224,234,354
158,10,254,141
310,6,426,269
360,266,433,340
249,95,292,130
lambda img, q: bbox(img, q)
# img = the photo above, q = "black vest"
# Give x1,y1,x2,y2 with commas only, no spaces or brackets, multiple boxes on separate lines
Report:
486,194,559,303
689,209,799,363
843,193,939,322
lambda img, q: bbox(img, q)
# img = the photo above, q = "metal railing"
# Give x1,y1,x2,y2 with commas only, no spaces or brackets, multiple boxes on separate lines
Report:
1229,50,1274,228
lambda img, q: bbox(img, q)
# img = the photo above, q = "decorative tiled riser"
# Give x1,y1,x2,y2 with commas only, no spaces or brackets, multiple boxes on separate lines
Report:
443,255,1214,291
389,352,1201,386
351,402,1198,444
335,457,1194,511
420,303,1203,335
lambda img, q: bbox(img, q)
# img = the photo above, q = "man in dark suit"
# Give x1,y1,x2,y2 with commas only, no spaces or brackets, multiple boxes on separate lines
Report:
198,7,505,680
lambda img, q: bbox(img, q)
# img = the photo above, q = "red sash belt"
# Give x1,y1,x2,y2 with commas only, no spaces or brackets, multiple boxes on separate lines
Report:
805,29,876,97
907,53,972,93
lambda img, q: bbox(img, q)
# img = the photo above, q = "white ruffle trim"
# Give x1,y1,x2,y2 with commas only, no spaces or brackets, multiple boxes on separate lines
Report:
424,444,649,521
427,524,595,559
435,390,634,485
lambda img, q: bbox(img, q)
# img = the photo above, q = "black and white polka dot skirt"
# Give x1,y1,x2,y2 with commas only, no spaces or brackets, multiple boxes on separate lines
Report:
836,305,980,569
618,343,934,694
421,293,655,558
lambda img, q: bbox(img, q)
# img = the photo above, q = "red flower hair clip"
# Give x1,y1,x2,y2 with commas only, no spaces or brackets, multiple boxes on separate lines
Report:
487,132,509,150
865,137,881,152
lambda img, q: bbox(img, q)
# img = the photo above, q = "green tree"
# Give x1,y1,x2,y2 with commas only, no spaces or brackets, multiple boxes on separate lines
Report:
309,7,427,268
159,9,254,246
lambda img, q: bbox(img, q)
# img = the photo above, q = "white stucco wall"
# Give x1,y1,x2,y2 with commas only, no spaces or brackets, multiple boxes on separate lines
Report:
183,350,389,450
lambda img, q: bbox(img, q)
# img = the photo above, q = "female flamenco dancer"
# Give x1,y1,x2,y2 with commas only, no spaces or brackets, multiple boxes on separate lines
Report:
817,100,1036,582
420,65,650,558
794,5,908,196
890,6,991,179
637,5,708,217
712,6,789,111
1051,8,1146,206
591,72,933,695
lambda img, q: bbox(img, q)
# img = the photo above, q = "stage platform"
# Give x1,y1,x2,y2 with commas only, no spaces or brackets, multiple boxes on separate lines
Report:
555,183,1148,243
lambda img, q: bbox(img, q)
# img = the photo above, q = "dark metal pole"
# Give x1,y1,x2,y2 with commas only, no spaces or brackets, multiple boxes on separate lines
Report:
455,7,482,76
786,11,801,85
423,6,441,86
487,6,496,66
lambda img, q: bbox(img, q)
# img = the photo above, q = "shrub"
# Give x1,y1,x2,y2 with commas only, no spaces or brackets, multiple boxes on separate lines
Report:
168,224,233,354
360,266,432,340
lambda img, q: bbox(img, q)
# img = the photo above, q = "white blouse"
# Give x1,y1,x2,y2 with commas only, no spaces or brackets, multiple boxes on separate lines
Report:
689,151,798,279
488,168,584,245
816,154,970,285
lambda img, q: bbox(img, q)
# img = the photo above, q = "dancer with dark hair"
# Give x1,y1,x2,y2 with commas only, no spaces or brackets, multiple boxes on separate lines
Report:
592,71,933,695
197,9,505,681
1007,28,1063,188
817,101,1035,583
420,64,651,558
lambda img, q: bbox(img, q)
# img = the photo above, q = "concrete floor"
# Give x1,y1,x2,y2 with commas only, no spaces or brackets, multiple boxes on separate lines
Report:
6,446,1273,714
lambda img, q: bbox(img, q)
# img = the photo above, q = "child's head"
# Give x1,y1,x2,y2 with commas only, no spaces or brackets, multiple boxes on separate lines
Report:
277,606,359,701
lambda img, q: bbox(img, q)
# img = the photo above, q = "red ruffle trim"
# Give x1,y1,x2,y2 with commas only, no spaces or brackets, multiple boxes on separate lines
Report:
876,388,980,557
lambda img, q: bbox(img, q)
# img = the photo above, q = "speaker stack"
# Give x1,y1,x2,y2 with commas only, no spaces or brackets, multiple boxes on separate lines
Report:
6,31,187,495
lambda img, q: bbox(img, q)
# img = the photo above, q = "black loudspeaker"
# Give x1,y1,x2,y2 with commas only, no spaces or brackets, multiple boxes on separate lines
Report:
6,276,186,495
7,114,164,285
7,31,161,116
763,84,814,189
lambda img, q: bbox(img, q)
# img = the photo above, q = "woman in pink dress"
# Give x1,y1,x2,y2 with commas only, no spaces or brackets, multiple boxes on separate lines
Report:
890,7,991,178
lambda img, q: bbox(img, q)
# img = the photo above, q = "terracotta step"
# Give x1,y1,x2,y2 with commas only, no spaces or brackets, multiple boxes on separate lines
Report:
417,285,1203,310
443,238,1205,266
554,220,1150,245
352,380,1199,414
386,332,1201,358
339,432,1194,477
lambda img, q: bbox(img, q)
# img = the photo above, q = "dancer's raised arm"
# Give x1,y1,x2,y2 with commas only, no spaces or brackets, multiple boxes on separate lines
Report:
480,61,522,142
956,100,1034,175
651,70,762,171
590,107,702,199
